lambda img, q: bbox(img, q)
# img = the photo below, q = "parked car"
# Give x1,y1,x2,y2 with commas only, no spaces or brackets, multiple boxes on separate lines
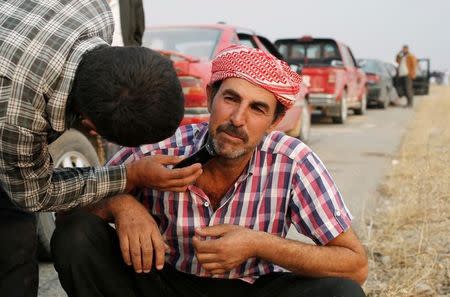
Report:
274,36,367,124
357,58,395,108
412,58,430,95
383,62,400,103
142,24,311,142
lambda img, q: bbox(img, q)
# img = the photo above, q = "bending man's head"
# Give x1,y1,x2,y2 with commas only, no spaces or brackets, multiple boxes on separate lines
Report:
206,45,304,160
70,46,184,147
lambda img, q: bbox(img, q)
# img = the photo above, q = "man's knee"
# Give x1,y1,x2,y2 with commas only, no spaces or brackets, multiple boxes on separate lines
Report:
318,277,366,297
0,210,38,297
0,210,37,270
51,211,110,263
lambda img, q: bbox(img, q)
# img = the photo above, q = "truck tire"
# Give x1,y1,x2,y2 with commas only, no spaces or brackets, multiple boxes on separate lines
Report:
378,87,389,109
37,130,100,260
354,91,367,115
332,90,348,124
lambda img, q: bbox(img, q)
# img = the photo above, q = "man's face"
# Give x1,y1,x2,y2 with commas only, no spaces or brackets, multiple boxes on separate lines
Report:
402,46,409,54
207,78,282,160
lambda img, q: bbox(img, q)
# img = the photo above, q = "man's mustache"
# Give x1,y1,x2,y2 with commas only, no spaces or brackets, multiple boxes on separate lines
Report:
216,123,249,143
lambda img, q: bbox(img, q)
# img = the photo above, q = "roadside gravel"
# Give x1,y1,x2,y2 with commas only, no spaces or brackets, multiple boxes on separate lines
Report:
363,85,450,297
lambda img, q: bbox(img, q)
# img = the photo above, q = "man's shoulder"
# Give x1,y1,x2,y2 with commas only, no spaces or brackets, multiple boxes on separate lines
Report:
260,131,312,162
139,123,207,155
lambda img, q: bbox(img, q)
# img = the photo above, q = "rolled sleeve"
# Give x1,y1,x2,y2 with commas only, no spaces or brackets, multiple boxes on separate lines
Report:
290,152,352,245
0,122,127,211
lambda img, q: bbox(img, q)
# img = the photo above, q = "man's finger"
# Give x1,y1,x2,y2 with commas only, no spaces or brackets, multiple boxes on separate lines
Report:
166,164,203,180
118,232,131,266
149,154,185,165
129,234,143,273
209,269,227,275
196,252,219,264
151,233,166,270
160,186,188,193
163,170,203,188
201,262,223,272
140,234,153,273
195,225,232,237
192,235,219,253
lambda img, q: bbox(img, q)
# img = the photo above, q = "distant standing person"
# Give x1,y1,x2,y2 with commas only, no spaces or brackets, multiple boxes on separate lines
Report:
108,0,145,46
396,45,417,107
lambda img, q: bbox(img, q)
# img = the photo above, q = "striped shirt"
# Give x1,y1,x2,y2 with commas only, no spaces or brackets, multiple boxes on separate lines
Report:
0,0,126,211
108,123,353,283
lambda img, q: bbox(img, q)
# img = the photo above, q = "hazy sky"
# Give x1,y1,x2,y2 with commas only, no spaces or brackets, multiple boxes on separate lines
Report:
143,0,450,71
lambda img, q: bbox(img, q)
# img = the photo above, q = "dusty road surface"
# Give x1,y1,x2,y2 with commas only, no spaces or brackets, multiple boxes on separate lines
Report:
38,88,439,296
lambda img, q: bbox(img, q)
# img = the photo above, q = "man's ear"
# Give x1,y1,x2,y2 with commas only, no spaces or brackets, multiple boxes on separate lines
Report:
81,118,98,136
206,84,213,113
268,112,286,133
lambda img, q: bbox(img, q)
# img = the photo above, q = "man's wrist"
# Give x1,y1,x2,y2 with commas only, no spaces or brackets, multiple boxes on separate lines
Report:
252,230,269,258
125,162,137,192
108,194,135,218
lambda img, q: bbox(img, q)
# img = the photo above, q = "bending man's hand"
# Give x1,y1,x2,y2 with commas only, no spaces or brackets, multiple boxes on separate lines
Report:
192,224,258,275
110,195,168,273
125,154,203,192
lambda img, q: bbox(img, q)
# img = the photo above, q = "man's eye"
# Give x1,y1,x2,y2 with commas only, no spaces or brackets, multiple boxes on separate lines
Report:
252,106,266,114
224,96,237,102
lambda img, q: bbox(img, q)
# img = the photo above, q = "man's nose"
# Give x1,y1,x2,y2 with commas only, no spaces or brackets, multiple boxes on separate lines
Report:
230,105,246,126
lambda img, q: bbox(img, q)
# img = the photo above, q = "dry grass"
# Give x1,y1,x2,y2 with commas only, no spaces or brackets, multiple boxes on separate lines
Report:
362,85,450,297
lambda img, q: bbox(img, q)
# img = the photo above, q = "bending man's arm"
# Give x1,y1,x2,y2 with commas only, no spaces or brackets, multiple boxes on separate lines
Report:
0,123,201,212
0,123,126,212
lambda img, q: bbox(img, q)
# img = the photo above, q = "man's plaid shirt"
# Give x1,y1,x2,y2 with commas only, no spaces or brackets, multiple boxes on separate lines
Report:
108,123,353,283
0,0,126,211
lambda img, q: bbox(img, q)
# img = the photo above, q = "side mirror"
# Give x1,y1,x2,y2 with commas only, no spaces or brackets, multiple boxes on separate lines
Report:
357,60,366,68
331,60,345,68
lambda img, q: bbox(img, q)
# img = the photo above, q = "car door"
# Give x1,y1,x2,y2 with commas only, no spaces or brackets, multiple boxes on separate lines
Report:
340,45,359,103
413,58,430,95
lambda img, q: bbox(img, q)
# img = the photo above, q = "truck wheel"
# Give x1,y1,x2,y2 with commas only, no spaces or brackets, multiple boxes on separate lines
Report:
354,91,367,115
332,91,348,124
37,130,100,260
378,87,389,109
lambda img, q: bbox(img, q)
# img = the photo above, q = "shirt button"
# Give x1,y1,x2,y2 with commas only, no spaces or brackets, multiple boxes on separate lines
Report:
203,201,210,207
335,210,341,216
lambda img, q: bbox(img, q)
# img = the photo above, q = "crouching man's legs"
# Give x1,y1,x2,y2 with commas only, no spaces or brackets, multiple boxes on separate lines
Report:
51,211,140,297
251,272,366,297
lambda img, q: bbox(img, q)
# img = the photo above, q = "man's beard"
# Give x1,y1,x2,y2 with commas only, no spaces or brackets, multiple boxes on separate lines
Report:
212,123,249,159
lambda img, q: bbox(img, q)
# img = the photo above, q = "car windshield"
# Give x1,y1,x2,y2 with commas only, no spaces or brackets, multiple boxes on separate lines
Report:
359,60,383,74
142,28,221,60
277,41,341,66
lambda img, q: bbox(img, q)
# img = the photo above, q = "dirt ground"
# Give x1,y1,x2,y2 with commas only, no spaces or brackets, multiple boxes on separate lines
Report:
362,85,450,296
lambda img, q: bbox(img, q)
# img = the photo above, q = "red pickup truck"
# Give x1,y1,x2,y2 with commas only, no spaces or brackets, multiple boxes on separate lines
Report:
275,37,367,124
143,24,311,141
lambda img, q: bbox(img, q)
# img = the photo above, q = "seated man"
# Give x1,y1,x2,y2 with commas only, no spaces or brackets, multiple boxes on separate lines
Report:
52,45,368,297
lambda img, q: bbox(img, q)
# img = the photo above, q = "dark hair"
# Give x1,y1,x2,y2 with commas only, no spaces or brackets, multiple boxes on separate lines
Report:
70,46,184,147
210,81,286,122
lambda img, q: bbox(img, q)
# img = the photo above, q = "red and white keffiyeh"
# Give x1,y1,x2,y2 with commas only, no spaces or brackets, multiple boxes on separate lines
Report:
210,45,304,108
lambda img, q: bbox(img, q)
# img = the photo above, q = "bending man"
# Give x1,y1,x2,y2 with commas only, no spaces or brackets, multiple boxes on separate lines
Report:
0,1,202,297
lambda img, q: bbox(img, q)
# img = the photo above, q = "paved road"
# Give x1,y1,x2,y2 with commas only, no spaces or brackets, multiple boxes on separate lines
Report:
38,97,419,296
307,101,416,228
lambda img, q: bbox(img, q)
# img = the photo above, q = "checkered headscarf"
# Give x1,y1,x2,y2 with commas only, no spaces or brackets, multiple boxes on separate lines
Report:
210,45,304,108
